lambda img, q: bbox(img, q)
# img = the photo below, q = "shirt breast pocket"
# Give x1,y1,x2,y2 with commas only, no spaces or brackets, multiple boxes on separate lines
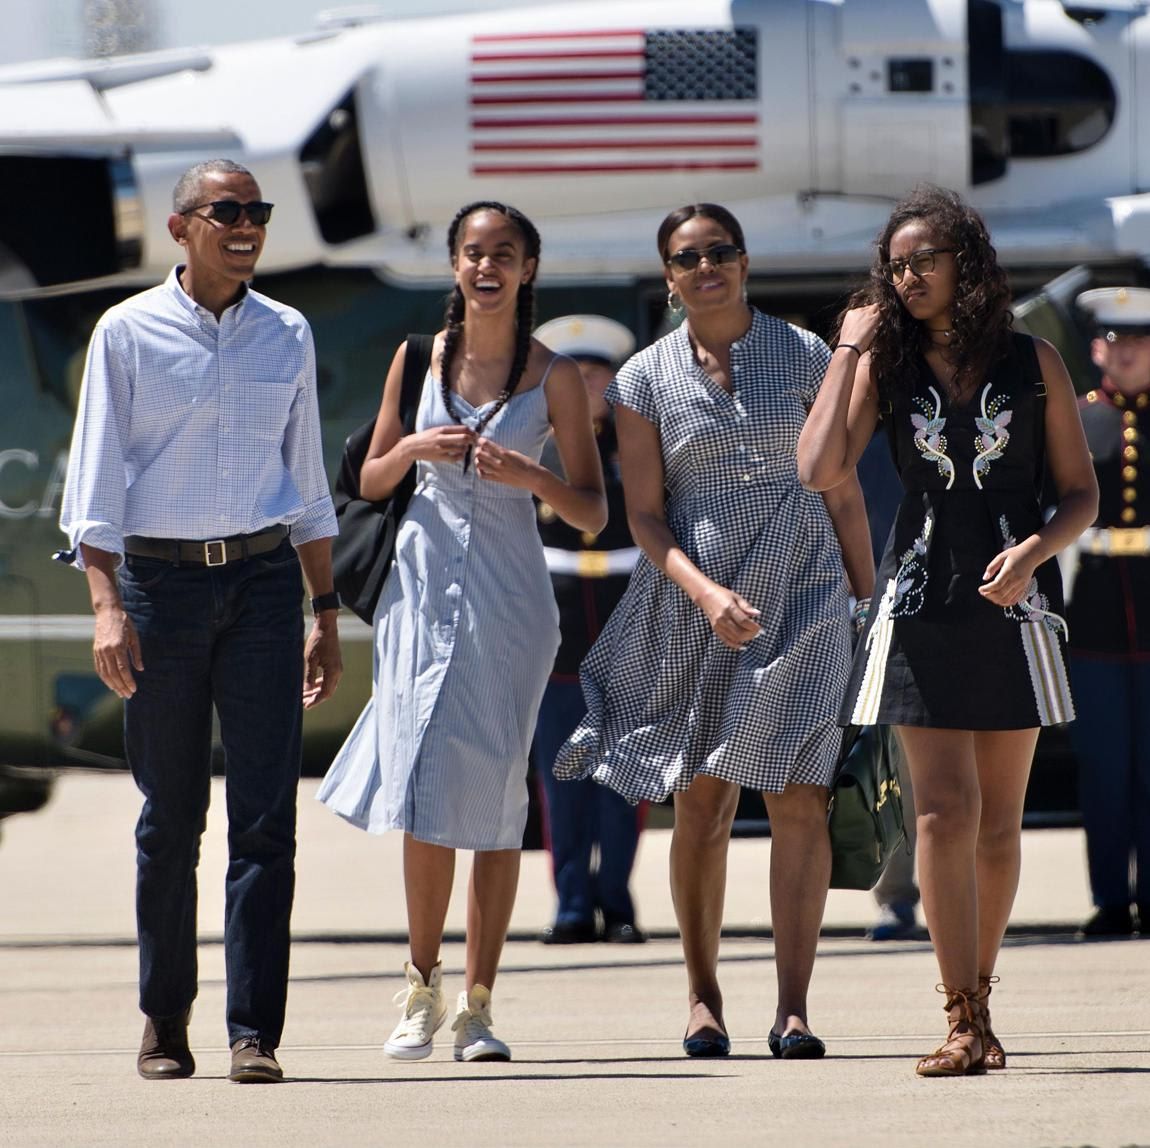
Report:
245,379,298,442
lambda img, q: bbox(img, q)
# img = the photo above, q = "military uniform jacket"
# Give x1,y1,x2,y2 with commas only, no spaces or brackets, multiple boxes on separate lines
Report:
537,420,635,678
1069,382,1150,659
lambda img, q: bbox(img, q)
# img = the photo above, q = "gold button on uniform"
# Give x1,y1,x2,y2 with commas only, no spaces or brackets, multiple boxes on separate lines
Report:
1122,507,1138,523
1125,427,1139,442
1124,488,1138,503
537,503,557,523
1086,390,1099,403
580,531,598,545
1124,411,1138,426
1125,445,1139,462
1124,465,1138,482
1140,393,1150,409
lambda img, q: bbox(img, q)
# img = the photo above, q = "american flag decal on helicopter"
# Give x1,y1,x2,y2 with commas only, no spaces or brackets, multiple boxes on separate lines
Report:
468,27,760,176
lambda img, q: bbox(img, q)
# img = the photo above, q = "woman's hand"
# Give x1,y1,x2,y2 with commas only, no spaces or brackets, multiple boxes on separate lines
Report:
473,437,543,489
697,584,763,650
979,542,1039,607
404,425,475,464
838,304,881,353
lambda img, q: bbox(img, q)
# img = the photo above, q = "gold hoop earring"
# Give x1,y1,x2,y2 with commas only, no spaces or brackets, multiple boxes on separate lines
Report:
667,290,684,317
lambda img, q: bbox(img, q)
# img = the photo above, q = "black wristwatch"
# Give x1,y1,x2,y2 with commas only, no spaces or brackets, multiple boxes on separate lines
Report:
310,591,341,615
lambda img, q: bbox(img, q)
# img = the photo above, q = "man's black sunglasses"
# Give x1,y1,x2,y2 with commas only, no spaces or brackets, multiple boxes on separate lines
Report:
181,200,275,226
666,243,744,272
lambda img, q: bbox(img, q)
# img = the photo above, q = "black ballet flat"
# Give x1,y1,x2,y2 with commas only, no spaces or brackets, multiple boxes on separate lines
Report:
682,1031,731,1058
768,1029,826,1060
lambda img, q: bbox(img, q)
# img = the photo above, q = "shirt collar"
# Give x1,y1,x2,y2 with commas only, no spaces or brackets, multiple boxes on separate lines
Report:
166,265,250,323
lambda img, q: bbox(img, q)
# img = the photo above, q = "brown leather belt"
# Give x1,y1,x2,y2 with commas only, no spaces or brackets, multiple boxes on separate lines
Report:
123,526,288,567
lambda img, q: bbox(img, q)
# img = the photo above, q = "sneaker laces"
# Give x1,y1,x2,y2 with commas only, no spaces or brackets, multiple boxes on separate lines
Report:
451,1000,495,1043
391,983,442,1038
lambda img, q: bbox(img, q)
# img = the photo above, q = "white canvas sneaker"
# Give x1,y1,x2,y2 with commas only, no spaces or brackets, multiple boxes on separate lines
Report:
451,985,511,1062
384,961,446,1060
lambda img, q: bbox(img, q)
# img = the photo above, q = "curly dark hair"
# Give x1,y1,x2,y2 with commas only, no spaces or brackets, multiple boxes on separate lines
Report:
839,185,1012,398
438,201,541,456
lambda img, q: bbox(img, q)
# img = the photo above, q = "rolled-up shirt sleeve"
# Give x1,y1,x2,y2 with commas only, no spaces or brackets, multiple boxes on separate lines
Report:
59,319,133,570
283,325,338,546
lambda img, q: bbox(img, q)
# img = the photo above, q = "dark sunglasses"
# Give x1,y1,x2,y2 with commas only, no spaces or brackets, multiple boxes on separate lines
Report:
881,247,954,285
666,243,744,272
181,200,274,226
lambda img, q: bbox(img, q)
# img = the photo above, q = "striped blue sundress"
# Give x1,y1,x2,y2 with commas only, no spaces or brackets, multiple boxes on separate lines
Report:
317,364,561,849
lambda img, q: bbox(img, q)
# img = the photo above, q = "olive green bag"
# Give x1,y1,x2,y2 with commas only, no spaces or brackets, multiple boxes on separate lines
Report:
827,724,908,890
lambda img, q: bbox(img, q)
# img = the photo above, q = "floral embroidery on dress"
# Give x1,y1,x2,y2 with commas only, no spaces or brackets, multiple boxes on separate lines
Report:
867,514,933,650
911,386,955,489
997,515,1068,639
973,384,1013,489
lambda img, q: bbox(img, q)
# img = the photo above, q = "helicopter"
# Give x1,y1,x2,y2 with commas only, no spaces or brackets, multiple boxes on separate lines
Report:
0,0,1143,826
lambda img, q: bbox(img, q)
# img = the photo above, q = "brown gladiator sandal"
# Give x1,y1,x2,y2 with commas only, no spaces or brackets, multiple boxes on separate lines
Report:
915,985,986,1077
978,975,1005,1070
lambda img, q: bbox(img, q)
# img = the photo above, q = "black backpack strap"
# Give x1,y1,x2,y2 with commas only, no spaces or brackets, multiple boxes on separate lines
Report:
400,334,434,433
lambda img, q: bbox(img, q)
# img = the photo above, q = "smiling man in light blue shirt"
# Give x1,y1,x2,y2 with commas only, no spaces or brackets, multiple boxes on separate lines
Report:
60,159,341,1085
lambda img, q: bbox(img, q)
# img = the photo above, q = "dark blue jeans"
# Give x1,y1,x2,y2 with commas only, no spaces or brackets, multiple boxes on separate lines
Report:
534,679,640,928
119,539,304,1046
1069,656,1150,911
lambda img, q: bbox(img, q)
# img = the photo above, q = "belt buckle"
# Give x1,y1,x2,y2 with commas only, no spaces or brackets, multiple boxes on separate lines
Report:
203,539,227,566
1110,529,1147,557
577,551,609,578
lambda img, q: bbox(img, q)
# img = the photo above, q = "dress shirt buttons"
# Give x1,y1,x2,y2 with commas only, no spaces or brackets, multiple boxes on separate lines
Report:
1122,507,1138,524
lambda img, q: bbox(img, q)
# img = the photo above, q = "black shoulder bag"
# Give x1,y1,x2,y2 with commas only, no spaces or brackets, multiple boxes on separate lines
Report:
331,334,434,624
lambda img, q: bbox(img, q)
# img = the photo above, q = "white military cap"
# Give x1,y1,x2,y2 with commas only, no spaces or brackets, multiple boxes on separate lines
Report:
1076,287,1150,338
534,314,636,364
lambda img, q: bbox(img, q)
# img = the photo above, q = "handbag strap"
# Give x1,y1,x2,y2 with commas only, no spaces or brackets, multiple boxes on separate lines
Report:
400,334,434,432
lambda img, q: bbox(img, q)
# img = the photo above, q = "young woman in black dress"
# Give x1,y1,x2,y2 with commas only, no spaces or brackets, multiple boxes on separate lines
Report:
797,186,1098,1076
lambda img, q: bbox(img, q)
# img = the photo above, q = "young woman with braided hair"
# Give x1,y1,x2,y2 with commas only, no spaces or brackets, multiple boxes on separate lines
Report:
319,201,605,1062
798,185,1097,1076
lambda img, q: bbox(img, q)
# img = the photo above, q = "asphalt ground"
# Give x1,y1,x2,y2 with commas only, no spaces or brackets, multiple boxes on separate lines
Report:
1,773,1147,1148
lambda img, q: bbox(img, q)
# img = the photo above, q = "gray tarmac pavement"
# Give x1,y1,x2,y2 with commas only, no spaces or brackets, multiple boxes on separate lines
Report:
1,773,1148,1148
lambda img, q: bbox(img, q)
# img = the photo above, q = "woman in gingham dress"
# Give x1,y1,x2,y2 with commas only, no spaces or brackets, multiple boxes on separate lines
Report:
556,204,874,1059
798,187,1097,1077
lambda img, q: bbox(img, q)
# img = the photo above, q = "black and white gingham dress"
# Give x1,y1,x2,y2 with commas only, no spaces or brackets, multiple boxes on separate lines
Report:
554,310,852,803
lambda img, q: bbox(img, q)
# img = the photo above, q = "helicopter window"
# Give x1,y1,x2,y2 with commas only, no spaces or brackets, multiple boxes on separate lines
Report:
299,90,376,245
1004,50,1116,157
888,59,934,93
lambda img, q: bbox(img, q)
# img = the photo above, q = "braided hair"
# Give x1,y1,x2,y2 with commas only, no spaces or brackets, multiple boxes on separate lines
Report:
439,201,541,466
837,184,1012,402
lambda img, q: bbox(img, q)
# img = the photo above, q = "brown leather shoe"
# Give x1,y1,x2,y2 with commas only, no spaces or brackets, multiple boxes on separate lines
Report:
228,1036,283,1083
137,1011,194,1080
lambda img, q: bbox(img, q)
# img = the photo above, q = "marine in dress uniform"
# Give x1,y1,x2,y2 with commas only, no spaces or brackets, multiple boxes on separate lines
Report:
1069,286,1150,937
532,315,646,944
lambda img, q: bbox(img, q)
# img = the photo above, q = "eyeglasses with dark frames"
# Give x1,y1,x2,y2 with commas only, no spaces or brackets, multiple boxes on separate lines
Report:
881,247,955,285
666,243,745,272
180,200,275,227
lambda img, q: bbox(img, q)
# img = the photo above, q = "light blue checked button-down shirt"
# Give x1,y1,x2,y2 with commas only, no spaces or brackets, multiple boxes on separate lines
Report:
60,267,337,567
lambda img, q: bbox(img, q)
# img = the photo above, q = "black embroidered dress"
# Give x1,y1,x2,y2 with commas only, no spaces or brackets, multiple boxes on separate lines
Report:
841,333,1074,729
